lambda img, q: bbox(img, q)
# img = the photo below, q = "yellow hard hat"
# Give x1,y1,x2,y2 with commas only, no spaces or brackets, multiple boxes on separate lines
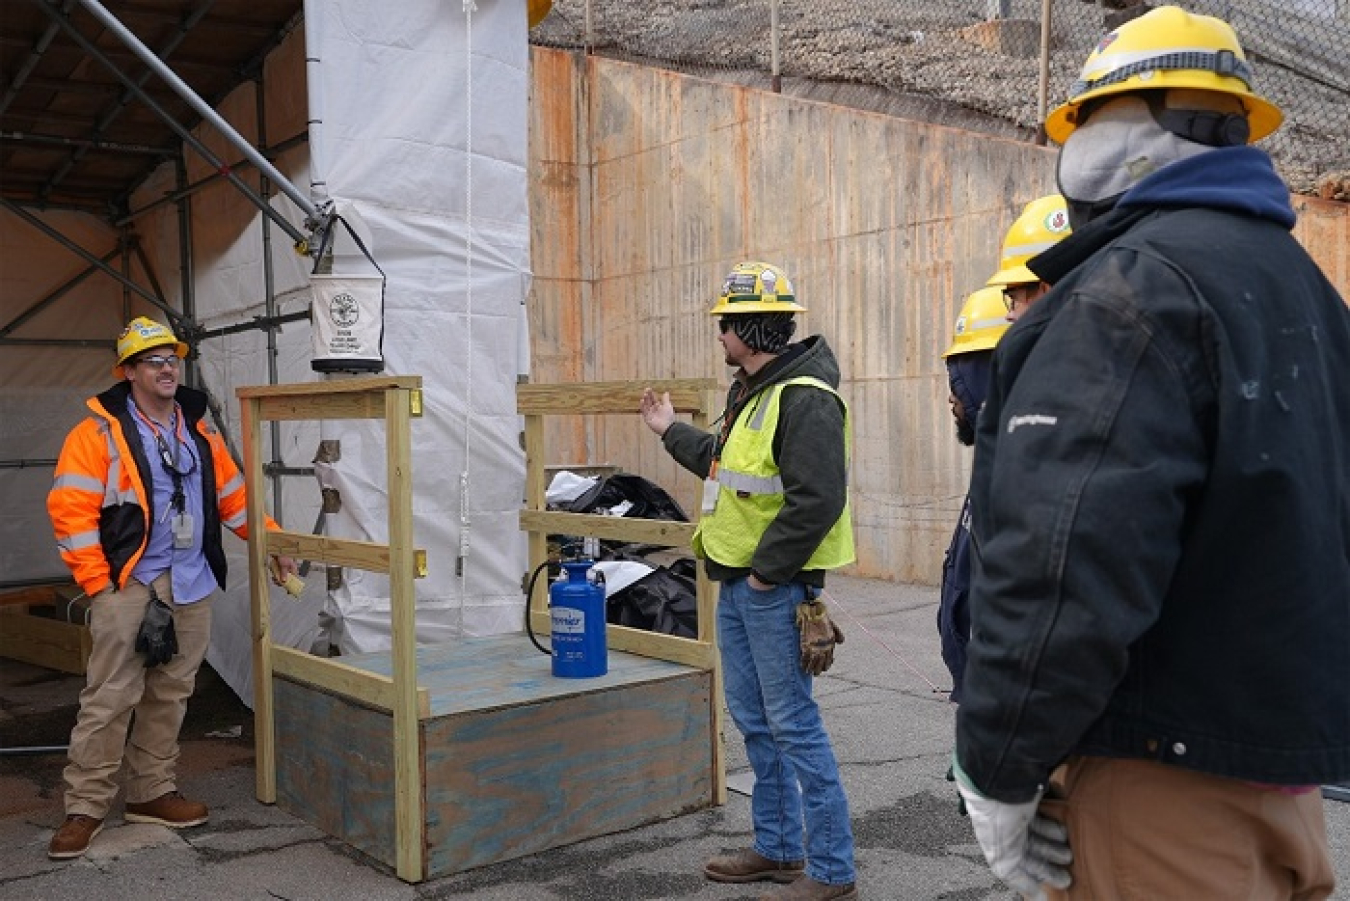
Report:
527,0,552,28
709,261,807,316
943,287,1010,359
1046,5,1282,145
113,316,188,378
986,194,1072,289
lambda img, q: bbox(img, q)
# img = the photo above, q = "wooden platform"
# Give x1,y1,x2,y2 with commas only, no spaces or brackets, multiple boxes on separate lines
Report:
0,584,91,674
272,635,714,877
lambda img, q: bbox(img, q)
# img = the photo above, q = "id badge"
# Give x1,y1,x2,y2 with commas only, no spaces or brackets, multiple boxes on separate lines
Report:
172,512,194,549
701,478,720,515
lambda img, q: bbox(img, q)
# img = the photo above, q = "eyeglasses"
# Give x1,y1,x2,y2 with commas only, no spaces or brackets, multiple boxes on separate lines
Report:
136,354,182,370
1002,285,1037,314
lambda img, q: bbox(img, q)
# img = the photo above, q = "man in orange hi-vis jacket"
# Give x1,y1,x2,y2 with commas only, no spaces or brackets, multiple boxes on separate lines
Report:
45,316,297,861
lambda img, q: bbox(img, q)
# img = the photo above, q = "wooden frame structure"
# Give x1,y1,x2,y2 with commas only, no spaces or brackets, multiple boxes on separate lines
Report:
0,584,91,674
238,375,426,881
517,378,728,804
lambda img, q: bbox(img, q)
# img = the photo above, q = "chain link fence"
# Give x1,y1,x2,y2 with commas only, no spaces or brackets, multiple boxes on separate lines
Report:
531,0,1350,198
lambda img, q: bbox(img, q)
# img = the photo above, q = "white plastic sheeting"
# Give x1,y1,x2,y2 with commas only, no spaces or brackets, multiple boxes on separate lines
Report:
0,0,532,705
301,0,532,656
0,212,126,587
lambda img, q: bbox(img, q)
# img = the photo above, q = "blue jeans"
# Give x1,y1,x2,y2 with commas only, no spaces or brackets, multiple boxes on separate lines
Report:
717,576,855,885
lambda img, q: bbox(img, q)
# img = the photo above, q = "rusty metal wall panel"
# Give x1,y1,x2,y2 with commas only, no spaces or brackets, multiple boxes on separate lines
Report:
1293,198,1350,291
528,47,1350,584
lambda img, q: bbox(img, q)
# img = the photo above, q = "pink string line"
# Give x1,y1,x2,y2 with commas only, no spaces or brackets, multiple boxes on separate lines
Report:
820,589,948,694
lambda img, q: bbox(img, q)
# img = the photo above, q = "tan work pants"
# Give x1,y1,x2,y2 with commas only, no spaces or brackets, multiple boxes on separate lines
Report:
63,573,213,818
1042,756,1335,901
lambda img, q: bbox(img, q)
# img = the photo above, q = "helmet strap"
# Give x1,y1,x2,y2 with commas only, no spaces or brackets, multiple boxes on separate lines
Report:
1144,92,1250,147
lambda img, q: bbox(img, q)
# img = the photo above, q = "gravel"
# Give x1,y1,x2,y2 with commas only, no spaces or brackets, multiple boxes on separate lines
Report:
532,0,1350,196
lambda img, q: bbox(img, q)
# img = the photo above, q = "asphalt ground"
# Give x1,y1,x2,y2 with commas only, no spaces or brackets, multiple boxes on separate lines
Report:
2,573,1348,900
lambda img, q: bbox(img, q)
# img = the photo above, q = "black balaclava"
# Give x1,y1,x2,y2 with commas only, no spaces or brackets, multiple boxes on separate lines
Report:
731,312,797,354
946,351,993,447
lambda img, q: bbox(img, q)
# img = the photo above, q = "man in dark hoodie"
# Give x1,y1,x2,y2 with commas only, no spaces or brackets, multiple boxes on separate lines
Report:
641,261,857,901
939,196,1070,706
952,7,1350,900
938,286,1008,704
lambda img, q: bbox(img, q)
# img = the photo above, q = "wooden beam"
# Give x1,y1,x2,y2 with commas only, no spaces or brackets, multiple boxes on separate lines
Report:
241,395,277,804
386,386,425,883
272,646,430,718
239,377,424,423
524,414,550,620
0,585,62,608
0,607,91,674
527,610,718,669
237,375,423,398
519,510,696,547
517,378,717,415
265,529,426,577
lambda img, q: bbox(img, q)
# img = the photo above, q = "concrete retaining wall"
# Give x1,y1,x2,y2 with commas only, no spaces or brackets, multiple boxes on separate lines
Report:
527,47,1350,584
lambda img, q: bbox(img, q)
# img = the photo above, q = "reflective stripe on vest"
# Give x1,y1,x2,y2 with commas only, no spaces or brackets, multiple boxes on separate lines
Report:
98,420,137,507
694,375,855,571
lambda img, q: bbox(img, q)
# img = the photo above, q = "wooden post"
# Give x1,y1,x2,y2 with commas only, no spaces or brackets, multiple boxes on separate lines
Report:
387,385,423,882
694,384,727,805
241,394,277,803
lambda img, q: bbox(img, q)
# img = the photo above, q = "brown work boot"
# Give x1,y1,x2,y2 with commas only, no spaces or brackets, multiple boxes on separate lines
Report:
759,874,859,900
704,848,805,884
48,814,104,859
124,791,208,828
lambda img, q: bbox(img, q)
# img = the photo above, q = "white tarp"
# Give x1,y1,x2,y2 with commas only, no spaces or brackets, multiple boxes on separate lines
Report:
0,0,532,705
301,0,531,656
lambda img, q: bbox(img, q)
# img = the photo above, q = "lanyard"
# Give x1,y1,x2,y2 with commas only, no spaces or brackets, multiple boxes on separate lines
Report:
710,379,769,477
136,406,194,513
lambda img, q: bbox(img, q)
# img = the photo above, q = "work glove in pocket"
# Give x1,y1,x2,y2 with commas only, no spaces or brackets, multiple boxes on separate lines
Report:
135,595,178,667
795,598,844,676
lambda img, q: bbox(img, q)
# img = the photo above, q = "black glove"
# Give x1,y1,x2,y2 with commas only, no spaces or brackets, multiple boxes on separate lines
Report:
135,592,178,668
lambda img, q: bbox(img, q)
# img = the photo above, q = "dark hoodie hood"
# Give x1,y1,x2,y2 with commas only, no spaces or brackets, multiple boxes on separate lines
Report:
1118,145,1295,228
741,334,841,394
1032,146,1295,286
947,352,992,426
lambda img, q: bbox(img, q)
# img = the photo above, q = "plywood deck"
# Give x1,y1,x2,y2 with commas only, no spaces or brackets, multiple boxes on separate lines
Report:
331,634,704,716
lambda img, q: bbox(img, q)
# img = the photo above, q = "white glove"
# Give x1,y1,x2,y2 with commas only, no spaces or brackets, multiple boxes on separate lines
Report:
952,756,1072,900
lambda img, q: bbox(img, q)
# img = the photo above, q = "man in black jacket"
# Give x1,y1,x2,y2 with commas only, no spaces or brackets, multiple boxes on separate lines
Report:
953,6,1350,899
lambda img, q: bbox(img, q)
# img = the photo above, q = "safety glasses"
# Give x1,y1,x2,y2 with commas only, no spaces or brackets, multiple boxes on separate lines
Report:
137,354,182,370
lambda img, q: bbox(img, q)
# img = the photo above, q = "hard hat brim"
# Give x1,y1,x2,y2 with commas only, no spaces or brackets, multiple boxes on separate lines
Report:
1046,80,1283,145
985,265,1038,289
112,339,189,379
943,324,1010,359
709,299,807,316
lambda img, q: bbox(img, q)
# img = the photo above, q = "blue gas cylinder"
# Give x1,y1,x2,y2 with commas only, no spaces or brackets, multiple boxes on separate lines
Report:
550,560,608,678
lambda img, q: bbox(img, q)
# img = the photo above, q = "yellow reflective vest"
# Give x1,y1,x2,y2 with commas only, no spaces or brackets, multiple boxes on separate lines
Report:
694,376,855,571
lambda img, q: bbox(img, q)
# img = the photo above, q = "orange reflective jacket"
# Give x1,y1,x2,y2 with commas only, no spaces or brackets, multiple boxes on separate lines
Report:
48,382,274,597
